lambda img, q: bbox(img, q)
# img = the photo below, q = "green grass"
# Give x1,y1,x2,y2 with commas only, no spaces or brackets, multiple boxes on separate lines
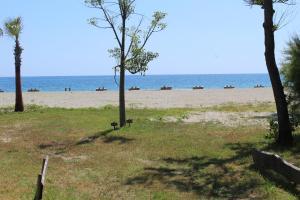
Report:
201,102,276,113
0,103,299,199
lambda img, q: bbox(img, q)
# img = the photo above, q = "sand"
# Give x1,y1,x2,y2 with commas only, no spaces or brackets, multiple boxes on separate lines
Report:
0,88,274,108
156,111,274,127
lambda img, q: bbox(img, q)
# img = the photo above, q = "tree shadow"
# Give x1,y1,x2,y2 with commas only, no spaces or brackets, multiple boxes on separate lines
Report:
125,142,300,198
126,142,261,199
38,129,134,156
76,129,134,145
289,133,300,156
264,133,300,155
102,136,134,144
38,141,73,155
256,167,300,197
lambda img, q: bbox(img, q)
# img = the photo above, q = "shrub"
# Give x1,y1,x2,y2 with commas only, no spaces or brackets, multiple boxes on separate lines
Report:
281,35,300,127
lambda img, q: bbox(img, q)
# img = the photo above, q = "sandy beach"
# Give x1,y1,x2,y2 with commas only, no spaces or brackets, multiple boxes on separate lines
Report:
0,88,274,108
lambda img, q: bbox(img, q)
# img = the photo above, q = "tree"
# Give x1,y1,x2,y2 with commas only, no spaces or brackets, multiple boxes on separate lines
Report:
281,35,300,115
245,0,294,146
5,17,24,112
85,0,166,127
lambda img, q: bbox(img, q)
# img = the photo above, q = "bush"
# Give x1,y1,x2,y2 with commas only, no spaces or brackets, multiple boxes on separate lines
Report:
266,117,279,141
281,35,300,124
266,115,299,141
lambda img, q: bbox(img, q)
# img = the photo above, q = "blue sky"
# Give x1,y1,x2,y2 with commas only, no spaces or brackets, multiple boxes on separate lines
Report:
0,0,299,77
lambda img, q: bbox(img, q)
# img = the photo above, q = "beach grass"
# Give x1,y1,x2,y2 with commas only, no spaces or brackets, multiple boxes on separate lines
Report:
202,102,276,113
0,104,299,199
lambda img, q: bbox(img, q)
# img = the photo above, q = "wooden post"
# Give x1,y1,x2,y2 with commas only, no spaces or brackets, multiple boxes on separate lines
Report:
34,156,49,200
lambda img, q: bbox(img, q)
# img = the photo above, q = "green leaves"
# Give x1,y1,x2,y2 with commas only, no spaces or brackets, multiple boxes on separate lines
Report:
4,17,23,39
281,35,300,114
109,45,159,75
87,0,167,76
244,0,292,6
282,35,300,94
126,49,159,75
108,47,121,61
124,32,159,75
0,28,3,37
84,0,103,7
151,12,167,32
87,0,166,77
121,11,166,75
244,0,264,6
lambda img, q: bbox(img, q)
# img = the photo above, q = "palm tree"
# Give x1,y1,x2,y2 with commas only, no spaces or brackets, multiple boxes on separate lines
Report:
5,17,24,112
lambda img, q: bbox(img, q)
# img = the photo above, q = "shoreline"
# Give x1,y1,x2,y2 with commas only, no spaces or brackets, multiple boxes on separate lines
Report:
0,87,272,93
0,88,274,109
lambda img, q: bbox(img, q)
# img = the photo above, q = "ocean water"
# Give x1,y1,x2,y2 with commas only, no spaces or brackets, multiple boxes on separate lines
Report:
0,74,271,92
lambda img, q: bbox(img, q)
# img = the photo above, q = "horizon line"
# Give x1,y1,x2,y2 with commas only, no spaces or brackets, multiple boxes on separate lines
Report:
0,73,269,78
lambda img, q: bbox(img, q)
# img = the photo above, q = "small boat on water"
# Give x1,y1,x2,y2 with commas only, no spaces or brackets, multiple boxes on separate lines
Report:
96,87,107,91
0,89,4,93
193,86,204,90
254,84,264,88
224,85,235,89
27,88,40,92
129,86,140,91
160,86,172,90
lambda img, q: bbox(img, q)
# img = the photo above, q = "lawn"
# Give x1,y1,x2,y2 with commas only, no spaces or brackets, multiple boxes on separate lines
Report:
0,104,299,199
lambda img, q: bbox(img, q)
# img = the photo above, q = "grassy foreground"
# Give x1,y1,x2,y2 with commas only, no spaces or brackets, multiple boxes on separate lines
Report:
0,104,300,199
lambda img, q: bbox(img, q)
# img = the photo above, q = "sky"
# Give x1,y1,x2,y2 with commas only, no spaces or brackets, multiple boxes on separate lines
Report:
0,0,299,77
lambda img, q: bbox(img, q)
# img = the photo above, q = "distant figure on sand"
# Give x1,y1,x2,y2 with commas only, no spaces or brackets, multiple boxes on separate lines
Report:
254,84,264,88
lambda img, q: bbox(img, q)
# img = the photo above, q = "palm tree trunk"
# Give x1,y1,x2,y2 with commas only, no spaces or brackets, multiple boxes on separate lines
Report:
14,38,24,112
119,15,126,127
263,0,293,146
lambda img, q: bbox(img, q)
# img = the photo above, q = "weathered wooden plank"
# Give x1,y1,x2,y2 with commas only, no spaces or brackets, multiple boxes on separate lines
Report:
34,156,49,200
252,149,300,184
41,156,49,185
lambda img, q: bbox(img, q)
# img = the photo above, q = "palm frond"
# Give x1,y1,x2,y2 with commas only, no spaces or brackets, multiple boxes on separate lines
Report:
4,17,23,39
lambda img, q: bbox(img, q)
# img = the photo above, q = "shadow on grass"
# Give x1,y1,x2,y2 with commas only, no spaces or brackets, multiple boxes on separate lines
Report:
39,129,134,152
38,141,72,152
76,129,134,145
126,142,300,198
126,142,261,199
258,168,300,197
265,133,300,155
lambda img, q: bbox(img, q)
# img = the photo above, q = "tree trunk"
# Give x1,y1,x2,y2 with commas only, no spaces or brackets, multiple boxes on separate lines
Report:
119,15,126,127
263,0,293,146
14,38,24,112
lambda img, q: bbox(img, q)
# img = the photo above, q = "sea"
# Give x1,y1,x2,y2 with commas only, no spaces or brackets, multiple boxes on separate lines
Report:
0,74,271,92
